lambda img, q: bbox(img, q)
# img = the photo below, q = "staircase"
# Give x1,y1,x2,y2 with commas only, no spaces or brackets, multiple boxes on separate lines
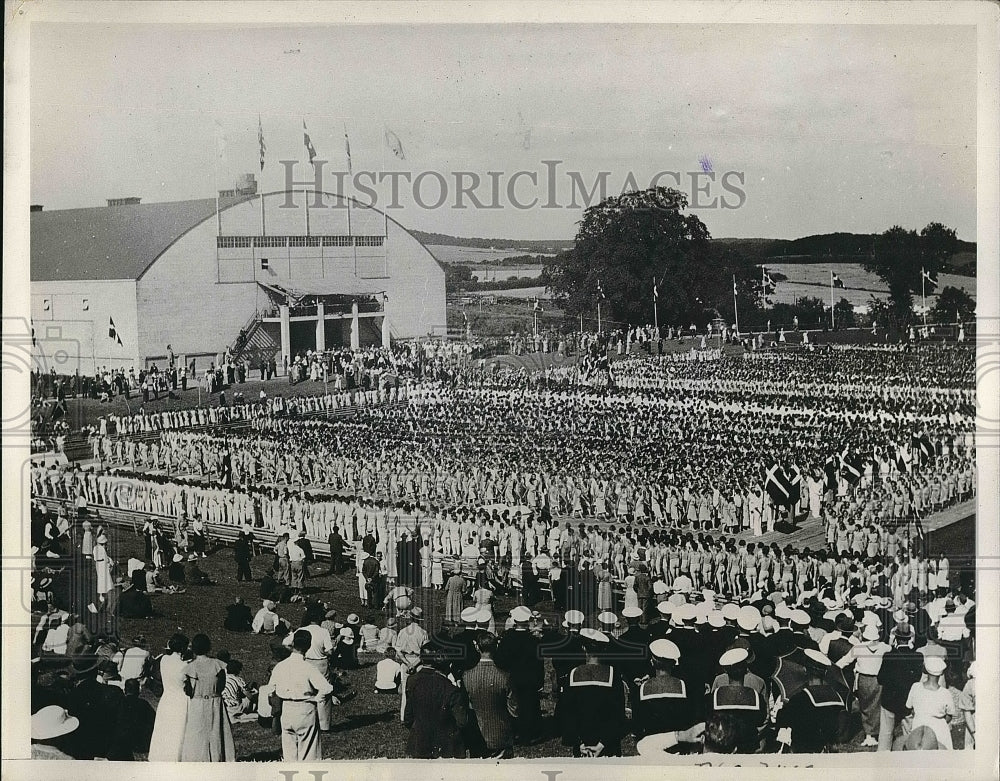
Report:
229,309,279,364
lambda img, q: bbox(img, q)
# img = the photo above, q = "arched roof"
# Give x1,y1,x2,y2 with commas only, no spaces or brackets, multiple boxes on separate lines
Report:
30,191,443,282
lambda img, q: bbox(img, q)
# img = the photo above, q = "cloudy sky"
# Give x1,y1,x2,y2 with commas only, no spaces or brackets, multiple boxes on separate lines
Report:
30,22,977,241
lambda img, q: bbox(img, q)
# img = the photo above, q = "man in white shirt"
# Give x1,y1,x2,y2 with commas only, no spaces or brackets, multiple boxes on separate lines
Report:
282,608,338,731
268,630,334,761
851,624,891,746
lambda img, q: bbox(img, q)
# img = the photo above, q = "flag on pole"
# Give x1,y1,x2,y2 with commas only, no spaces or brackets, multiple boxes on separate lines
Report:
763,461,793,506
108,317,123,346
384,127,405,160
597,281,606,300
303,120,317,165
838,447,862,485
258,115,266,171
921,268,938,287
653,279,659,301
831,272,844,289
533,298,542,312
787,463,802,505
733,278,738,297
344,125,353,174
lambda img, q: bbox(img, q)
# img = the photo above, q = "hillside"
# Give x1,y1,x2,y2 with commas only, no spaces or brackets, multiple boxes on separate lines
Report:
419,230,976,276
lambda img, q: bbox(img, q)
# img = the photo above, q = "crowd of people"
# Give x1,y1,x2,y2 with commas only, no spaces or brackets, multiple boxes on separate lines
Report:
27,339,978,759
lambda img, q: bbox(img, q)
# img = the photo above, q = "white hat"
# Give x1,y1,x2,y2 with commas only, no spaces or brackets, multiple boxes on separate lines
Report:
924,657,946,676
597,611,618,626
652,580,668,595
622,606,643,619
673,603,697,623
562,609,585,627
461,607,480,623
719,647,750,667
656,601,674,616
737,606,761,632
790,609,811,627
475,609,493,625
346,613,360,625
31,706,79,741
649,639,681,662
338,627,355,645
511,606,532,623
172,553,184,563
701,588,717,602
579,628,609,643
966,662,976,679
721,603,740,621
775,603,793,620
803,648,832,668
672,575,693,591
862,623,881,641
707,610,726,628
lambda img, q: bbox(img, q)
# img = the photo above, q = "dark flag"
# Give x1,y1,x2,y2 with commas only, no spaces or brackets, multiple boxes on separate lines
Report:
108,317,123,346
839,448,862,485
764,461,793,506
831,272,845,289
787,463,802,505
823,455,839,492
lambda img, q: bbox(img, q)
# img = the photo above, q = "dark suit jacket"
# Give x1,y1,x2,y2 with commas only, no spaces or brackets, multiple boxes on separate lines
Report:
403,667,469,758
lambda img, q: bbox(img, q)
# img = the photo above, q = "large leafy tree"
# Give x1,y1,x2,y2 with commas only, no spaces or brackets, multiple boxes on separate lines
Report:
930,285,976,323
864,222,958,323
546,187,759,327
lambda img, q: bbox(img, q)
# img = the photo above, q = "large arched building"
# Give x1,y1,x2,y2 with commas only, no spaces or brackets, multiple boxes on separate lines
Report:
30,175,446,374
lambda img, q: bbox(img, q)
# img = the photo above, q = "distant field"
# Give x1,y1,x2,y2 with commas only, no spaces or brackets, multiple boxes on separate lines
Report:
470,264,544,281
427,244,555,265
764,263,976,312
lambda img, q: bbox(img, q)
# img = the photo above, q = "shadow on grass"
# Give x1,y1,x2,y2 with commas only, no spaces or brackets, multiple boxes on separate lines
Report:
334,709,397,731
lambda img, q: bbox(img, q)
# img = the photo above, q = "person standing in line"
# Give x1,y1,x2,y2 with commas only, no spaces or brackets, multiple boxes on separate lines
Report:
851,622,891,747
179,634,234,761
268,629,334,761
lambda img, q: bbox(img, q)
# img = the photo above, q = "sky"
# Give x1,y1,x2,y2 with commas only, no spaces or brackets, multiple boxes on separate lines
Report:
30,23,977,241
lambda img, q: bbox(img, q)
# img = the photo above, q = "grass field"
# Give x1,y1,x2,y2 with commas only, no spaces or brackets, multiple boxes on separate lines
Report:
104,530,626,760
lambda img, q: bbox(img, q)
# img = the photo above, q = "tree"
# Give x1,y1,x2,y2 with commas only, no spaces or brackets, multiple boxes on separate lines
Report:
833,297,856,328
545,187,760,327
864,223,958,324
930,285,975,323
445,263,474,292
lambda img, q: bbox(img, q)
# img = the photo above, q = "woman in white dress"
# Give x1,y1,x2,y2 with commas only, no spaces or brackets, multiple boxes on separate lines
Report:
906,656,955,749
92,534,112,600
148,633,191,761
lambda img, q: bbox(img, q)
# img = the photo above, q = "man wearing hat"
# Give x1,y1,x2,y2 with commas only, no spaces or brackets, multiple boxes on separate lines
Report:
403,638,470,758
542,610,586,713
559,629,627,757
775,649,846,753
395,607,429,723
31,706,80,760
850,622,891,746
496,606,545,743
64,654,126,759
632,639,697,740
712,647,766,700
614,605,653,692
875,623,923,751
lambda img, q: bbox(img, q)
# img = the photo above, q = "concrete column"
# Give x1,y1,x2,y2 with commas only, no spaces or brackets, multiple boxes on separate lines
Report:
279,304,291,366
350,301,360,351
381,313,391,349
315,302,326,352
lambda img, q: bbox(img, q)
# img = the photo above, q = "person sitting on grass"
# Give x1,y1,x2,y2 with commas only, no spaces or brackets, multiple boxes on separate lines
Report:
375,647,402,694
224,596,252,632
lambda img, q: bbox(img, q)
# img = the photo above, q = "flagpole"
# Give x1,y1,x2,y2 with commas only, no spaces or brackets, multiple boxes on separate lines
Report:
303,188,310,235
830,270,835,329
598,302,602,334
732,275,740,337
921,267,927,326
653,277,659,336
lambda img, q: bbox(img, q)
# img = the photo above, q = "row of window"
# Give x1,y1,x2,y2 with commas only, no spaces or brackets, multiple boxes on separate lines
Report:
217,235,385,249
